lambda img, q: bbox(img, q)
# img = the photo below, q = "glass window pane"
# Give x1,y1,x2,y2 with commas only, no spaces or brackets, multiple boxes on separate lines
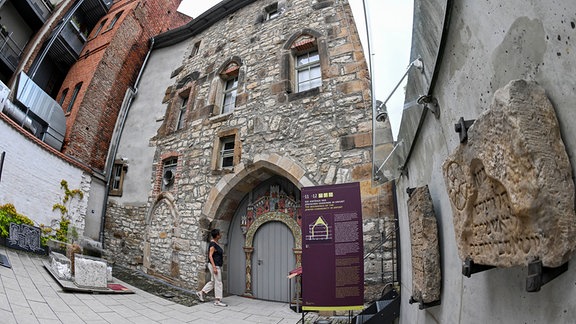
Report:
310,66,321,79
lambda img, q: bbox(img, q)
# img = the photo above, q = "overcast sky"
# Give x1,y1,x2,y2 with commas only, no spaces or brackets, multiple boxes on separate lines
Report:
177,0,413,137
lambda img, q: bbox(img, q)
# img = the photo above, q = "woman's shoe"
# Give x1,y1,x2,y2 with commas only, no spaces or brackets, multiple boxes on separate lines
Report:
195,291,204,302
214,300,227,307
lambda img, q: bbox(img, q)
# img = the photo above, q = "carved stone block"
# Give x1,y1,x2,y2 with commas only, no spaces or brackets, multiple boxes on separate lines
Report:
443,79,576,268
408,185,441,304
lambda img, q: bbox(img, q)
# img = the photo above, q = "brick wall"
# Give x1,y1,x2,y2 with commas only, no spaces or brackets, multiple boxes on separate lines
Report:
60,0,190,171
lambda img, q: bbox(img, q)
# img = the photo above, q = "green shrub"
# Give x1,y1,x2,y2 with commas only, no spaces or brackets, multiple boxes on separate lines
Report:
0,203,34,238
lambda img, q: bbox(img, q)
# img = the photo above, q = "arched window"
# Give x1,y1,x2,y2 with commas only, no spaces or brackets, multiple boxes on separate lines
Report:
214,59,242,115
66,82,82,113
92,19,107,37
106,11,123,31
58,88,68,106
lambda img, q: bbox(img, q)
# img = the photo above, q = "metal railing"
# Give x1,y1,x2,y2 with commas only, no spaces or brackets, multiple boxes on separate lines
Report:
0,33,24,71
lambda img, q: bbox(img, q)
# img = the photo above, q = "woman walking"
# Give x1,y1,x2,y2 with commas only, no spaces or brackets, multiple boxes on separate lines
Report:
196,228,227,306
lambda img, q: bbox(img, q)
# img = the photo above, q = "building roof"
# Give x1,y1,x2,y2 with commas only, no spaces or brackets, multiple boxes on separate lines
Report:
153,0,258,49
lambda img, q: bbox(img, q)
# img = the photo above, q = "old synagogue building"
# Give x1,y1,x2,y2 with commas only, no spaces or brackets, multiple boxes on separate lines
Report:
104,0,394,302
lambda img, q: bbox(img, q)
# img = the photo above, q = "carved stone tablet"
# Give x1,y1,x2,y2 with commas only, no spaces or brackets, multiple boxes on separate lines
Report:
408,185,441,304
443,79,576,268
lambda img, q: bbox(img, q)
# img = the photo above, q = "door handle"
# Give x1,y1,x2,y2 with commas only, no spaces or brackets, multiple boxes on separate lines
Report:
257,259,263,265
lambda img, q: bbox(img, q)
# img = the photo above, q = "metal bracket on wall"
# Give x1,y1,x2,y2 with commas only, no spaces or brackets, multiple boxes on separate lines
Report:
462,257,495,277
417,95,440,119
409,296,441,310
454,117,475,143
526,260,568,292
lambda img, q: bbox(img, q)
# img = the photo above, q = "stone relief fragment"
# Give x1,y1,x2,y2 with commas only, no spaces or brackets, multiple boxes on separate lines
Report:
408,185,441,305
443,79,576,268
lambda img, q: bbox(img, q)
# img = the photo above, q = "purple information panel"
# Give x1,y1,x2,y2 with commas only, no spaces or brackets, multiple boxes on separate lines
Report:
301,182,364,311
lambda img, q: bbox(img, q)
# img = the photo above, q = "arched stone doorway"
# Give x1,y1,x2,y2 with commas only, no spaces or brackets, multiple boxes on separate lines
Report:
202,154,314,301
227,181,303,301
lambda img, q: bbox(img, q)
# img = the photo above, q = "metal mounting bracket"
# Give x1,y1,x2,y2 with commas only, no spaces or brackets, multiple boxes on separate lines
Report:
454,117,475,143
462,257,495,278
409,296,441,310
417,95,440,119
526,260,568,292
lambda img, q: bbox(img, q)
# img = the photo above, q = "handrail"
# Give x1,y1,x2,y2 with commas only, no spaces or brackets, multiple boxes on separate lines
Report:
364,225,399,260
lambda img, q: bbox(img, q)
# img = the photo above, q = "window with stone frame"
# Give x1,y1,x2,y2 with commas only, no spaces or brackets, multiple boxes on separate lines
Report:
221,76,238,114
190,41,201,57
109,160,128,196
162,157,178,191
66,82,82,113
176,94,189,130
280,33,324,96
220,136,235,168
295,50,321,92
211,129,240,171
265,2,280,20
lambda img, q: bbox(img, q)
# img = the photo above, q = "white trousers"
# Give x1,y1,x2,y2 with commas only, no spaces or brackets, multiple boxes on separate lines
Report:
201,264,223,299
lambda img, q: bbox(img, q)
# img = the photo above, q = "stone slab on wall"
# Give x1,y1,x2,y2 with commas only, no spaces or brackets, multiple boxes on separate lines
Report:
443,79,576,268
407,185,441,304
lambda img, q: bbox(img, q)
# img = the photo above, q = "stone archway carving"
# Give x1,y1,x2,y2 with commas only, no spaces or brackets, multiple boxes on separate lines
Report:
143,193,180,277
242,211,302,297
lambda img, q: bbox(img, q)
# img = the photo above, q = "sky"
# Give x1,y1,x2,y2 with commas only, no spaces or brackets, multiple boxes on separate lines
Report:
177,0,413,138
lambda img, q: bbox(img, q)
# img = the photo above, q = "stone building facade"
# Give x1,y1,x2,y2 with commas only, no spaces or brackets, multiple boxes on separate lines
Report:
104,0,396,302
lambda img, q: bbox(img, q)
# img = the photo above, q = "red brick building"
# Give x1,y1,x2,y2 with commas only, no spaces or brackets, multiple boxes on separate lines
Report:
58,0,189,171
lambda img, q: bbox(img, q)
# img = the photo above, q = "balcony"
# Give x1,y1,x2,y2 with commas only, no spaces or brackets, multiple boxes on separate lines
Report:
0,32,24,73
12,0,53,30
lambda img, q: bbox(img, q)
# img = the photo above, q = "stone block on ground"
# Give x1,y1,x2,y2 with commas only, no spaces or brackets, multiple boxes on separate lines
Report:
74,254,108,288
49,252,71,280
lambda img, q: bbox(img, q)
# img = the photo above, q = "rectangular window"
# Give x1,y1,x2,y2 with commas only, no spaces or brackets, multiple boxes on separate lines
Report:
109,161,127,196
191,41,201,57
266,3,279,20
296,51,321,92
221,77,238,114
220,137,235,168
66,82,82,113
176,96,188,130
162,157,178,191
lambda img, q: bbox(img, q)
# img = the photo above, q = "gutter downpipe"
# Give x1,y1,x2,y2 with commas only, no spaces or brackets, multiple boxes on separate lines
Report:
360,0,379,188
98,37,155,247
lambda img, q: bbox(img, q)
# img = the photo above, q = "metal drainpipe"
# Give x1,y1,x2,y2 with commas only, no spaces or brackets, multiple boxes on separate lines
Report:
98,37,155,247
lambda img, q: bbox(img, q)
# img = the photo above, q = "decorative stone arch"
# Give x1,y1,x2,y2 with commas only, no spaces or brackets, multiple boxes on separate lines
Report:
242,211,302,296
202,152,315,221
146,192,179,226
143,192,180,275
